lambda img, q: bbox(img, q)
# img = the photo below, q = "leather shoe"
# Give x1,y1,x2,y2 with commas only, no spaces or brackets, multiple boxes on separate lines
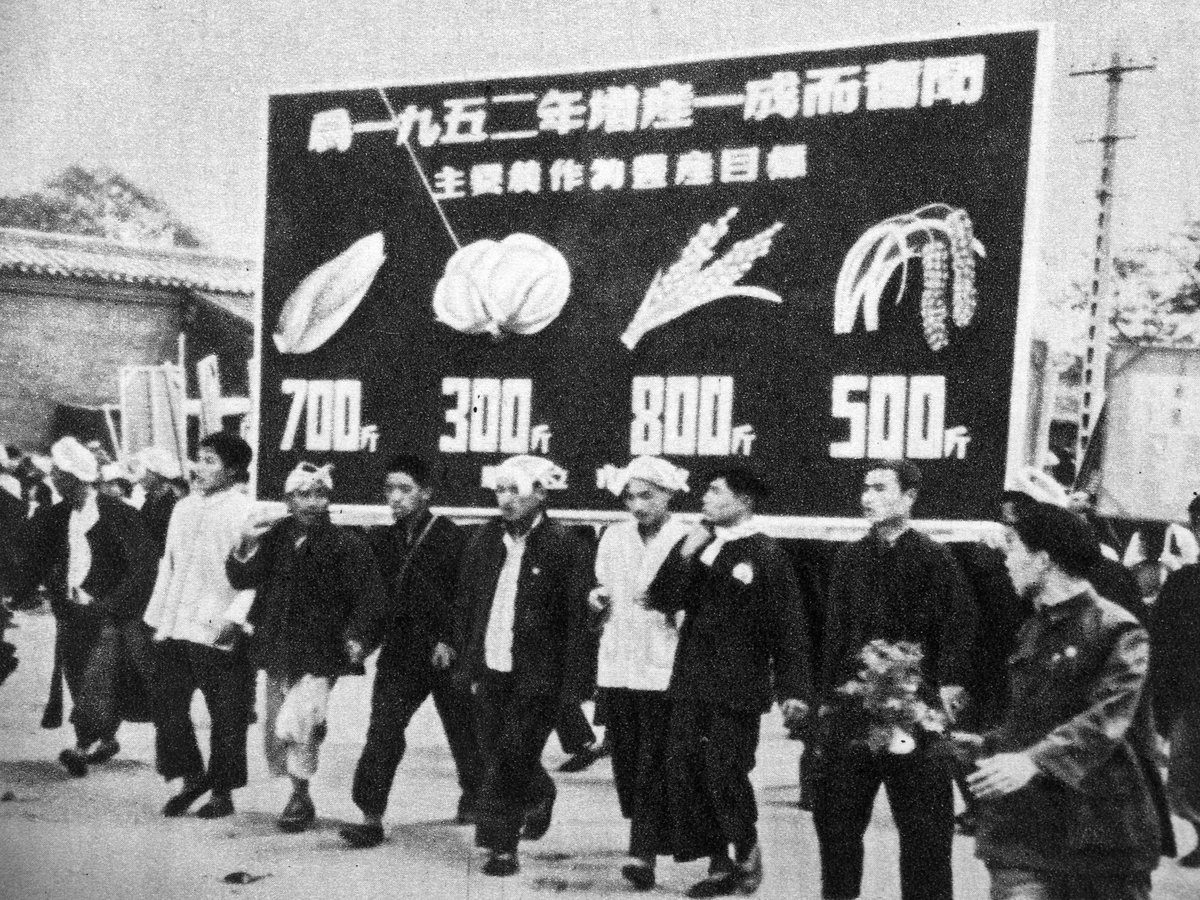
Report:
85,738,120,764
557,741,609,773
196,793,235,819
339,822,385,848
520,795,554,840
277,792,316,832
482,851,519,876
58,748,88,778
735,844,763,894
621,858,656,890
685,869,740,898
163,778,210,817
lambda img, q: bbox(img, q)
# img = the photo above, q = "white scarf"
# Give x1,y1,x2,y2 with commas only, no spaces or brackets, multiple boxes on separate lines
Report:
67,491,99,600
699,517,762,566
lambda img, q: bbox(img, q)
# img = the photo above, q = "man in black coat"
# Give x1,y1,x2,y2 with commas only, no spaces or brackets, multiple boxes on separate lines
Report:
12,437,157,775
454,455,590,877
339,454,480,848
966,500,1172,898
1150,493,1200,867
227,462,385,832
813,460,976,900
647,466,812,898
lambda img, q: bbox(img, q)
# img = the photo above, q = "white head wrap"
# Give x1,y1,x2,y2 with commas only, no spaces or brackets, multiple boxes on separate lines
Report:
284,461,334,494
607,456,689,497
50,437,99,483
484,455,568,495
100,462,132,483
138,446,183,480
1006,466,1070,508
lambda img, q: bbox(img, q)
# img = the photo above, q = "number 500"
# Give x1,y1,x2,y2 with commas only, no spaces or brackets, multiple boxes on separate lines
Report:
829,375,947,460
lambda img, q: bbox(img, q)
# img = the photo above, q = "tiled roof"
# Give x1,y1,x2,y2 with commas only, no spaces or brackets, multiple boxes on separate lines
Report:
0,227,257,296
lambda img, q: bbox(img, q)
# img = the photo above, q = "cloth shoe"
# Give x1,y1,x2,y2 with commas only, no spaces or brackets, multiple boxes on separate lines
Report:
58,748,88,778
85,738,120,764
482,851,519,876
339,822,385,848
685,860,740,899
520,795,554,840
557,740,609,773
277,791,316,832
621,857,656,890
162,776,210,817
735,844,763,894
196,793,235,819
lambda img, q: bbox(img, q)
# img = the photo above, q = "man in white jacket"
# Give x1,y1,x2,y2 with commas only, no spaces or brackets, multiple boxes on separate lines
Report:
143,433,256,819
591,456,692,891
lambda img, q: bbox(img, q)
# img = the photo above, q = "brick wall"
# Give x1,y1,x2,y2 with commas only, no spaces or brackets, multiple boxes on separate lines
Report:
0,274,181,450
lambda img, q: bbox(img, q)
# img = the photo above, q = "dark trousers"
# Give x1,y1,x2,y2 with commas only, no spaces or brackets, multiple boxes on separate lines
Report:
812,742,954,900
665,698,761,863
56,604,106,745
555,698,597,754
65,612,156,748
154,639,254,792
606,688,673,858
351,655,481,819
473,670,557,854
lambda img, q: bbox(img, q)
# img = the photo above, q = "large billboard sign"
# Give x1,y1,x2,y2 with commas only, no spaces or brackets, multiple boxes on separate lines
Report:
257,27,1049,534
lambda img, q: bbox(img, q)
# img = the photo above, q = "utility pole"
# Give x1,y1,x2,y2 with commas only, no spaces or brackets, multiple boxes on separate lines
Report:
1070,52,1155,478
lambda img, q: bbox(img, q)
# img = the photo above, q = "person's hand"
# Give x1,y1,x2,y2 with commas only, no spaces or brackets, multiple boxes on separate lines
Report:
345,638,365,667
430,642,456,670
967,752,1040,799
214,620,244,649
780,698,810,728
679,522,713,559
940,685,968,723
587,586,612,615
949,730,984,750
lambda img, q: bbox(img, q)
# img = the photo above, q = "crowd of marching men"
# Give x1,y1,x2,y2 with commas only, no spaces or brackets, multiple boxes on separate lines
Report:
0,434,1199,899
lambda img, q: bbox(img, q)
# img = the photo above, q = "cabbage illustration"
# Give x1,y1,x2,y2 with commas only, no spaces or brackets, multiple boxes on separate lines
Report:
432,233,570,338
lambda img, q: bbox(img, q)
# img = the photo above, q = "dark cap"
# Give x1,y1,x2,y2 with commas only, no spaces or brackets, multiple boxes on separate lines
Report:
1006,499,1102,579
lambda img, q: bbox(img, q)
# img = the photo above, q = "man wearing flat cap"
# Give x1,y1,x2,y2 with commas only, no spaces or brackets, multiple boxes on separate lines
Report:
11,436,157,776
646,465,812,898
454,455,591,877
961,498,1173,899
226,461,385,831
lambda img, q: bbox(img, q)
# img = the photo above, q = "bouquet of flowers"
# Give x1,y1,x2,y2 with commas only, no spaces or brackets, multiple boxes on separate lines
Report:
836,639,948,754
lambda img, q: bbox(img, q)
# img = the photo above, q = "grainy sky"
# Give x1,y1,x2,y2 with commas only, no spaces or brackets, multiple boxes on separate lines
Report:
2,0,1197,310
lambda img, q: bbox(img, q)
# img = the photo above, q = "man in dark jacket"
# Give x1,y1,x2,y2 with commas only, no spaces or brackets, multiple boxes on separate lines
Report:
339,454,480,848
647,466,811,898
813,460,976,900
966,499,1172,899
454,455,590,877
12,437,157,775
227,461,385,832
1149,493,1200,867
